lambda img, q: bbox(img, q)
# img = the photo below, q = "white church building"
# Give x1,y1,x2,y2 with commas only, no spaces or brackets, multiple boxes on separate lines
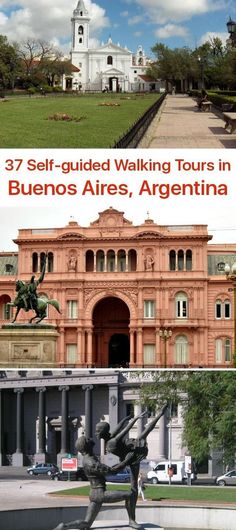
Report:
65,0,157,93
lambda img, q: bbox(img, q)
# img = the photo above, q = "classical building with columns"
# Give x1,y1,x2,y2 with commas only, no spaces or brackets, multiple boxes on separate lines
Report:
0,207,235,368
0,369,221,476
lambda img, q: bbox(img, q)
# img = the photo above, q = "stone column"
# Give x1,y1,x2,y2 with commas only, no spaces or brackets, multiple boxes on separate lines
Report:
129,329,135,366
59,328,65,366
108,385,119,432
35,387,46,462
136,329,143,366
59,386,69,456
77,329,82,363
134,402,143,438
82,385,93,439
0,391,3,466
157,413,166,460
12,388,24,466
87,329,93,367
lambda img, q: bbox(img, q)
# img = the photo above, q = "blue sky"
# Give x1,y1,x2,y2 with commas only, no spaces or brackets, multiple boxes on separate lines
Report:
0,0,236,56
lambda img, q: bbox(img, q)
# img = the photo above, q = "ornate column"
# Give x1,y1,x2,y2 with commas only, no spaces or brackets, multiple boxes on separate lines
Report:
136,329,143,366
12,388,24,466
82,385,93,439
59,386,69,456
129,329,135,366
35,387,46,462
77,329,82,364
87,329,93,367
93,252,96,272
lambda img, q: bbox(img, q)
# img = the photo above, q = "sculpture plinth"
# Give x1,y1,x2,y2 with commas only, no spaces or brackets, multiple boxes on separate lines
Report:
0,324,59,367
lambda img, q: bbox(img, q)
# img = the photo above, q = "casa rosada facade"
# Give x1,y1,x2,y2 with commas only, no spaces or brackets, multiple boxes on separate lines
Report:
0,208,235,368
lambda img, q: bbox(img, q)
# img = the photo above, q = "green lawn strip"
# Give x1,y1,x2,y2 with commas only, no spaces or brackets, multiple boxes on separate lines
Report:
0,94,160,148
52,484,236,504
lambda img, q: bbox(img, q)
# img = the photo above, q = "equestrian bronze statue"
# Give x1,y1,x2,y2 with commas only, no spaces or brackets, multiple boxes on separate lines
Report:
8,253,61,324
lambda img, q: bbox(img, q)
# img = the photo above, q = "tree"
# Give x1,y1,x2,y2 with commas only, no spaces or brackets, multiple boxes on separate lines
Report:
18,39,68,87
0,35,20,90
140,371,236,467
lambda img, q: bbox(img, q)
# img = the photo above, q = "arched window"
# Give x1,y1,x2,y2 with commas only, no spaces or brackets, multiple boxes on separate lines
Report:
224,299,231,319
138,58,143,65
118,250,126,271
96,250,105,272
175,335,188,365
215,338,231,363
175,292,188,318
48,252,54,273
32,252,38,273
177,250,184,271
40,252,46,272
215,299,222,319
215,299,231,319
107,250,115,272
169,250,176,271
86,250,94,272
79,38,83,43
107,55,113,65
186,249,192,270
78,25,84,35
128,249,137,271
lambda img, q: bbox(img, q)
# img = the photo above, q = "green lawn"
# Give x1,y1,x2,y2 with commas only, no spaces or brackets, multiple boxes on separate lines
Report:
53,484,236,504
0,93,160,148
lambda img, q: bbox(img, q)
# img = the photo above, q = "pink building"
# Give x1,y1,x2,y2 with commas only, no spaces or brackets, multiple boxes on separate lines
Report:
0,208,235,368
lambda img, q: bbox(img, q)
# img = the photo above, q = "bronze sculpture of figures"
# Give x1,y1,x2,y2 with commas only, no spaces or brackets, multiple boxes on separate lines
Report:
8,253,61,324
53,405,168,530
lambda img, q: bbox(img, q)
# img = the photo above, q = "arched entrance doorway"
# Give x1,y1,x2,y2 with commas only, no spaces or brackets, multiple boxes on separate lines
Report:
109,76,119,92
109,333,130,367
92,297,130,367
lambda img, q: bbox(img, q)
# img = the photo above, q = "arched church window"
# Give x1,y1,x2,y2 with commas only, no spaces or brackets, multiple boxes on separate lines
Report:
138,58,143,65
80,11,83,16
78,25,84,35
79,38,83,44
107,56,113,65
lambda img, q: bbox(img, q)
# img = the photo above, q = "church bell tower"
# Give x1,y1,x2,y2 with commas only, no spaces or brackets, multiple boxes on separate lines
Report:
71,0,90,53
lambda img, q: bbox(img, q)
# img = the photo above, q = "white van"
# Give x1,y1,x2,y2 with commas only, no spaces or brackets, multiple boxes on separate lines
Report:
147,460,197,484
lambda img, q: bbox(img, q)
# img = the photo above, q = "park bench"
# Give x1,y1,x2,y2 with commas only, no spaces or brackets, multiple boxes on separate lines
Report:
200,101,212,112
223,112,236,134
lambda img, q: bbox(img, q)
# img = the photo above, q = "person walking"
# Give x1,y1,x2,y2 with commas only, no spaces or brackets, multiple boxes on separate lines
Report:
138,473,146,501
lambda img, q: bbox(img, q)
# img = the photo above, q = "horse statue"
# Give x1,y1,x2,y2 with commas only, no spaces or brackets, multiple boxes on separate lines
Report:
8,253,61,324
8,282,61,324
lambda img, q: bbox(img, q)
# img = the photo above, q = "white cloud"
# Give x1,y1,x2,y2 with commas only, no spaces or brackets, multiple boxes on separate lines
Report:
155,24,189,39
199,31,229,45
132,0,228,24
128,15,143,25
133,31,143,36
121,11,129,17
0,1,109,46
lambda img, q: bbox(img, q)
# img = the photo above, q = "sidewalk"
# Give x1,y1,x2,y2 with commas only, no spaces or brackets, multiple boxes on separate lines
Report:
139,94,236,148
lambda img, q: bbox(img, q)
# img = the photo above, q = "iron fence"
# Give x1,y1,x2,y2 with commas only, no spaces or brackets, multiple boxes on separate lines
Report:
113,92,166,148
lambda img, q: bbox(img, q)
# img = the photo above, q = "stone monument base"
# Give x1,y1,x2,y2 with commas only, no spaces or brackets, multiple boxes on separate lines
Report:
0,324,59,367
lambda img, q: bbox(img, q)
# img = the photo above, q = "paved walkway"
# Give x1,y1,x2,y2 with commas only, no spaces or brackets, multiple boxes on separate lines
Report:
139,94,236,148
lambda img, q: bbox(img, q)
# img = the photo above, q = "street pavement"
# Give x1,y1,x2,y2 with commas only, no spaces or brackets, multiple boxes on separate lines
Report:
139,94,236,148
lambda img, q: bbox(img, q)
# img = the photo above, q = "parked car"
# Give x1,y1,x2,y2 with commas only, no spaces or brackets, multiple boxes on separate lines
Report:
51,468,87,481
216,470,236,486
147,460,197,484
27,463,59,476
106,467,131,483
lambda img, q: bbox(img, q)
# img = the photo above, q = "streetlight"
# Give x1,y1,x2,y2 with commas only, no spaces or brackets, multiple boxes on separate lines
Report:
225,262,236,366
227,17,236,46
159,328,172,368
197,56,204,90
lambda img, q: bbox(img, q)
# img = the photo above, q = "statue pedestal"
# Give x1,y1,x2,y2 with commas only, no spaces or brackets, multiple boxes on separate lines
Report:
0,324,59,367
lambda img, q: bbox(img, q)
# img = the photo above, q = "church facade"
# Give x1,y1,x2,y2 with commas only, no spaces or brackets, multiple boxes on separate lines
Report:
0,207,235,368
65,0,157,92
